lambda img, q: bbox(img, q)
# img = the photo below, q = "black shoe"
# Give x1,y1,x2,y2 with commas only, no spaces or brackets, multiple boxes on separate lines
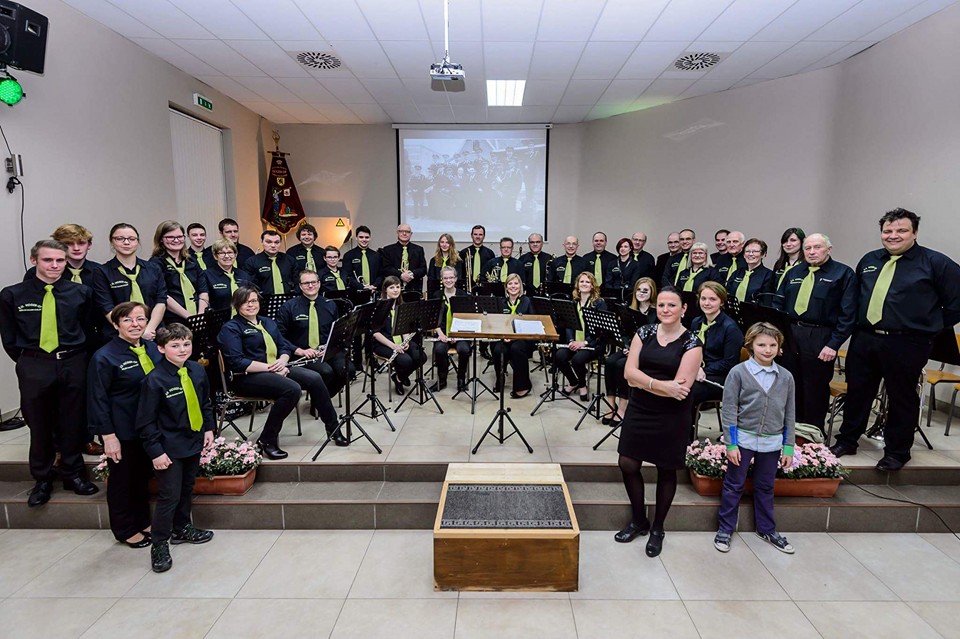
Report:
151,541,172,573
120,532,151,549
457,378,467,392
327,429,350,447
428,379,447,393
510,390,531,399
645,530,665,557
579,390,590,402
63,477,99,496
27,480,53,508
309,406,321,420
614,520,650,543
876,455,905,472
391,374,405,396
258,440,288,460
171,523,214,545
829,442,858,458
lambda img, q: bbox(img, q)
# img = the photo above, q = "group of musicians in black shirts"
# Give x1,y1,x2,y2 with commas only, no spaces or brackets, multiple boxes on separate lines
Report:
1,208,959,559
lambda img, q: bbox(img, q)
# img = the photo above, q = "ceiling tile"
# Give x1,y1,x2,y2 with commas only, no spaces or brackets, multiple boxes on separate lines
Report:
644,0,737,41
174,39,267,76
523,80,569,105
802,41,877,72
572,42,639,79
484,42,536,78
704,41,794,80
697,0,797,42
167,0,267,40
597,78,656,104
617,41,689,78
528,42,586,80
592,0,670,41
359,79,414,104
131,38,221,76
381,103,425,123
294,0,378,40
520,106,557,122
234,76,303,102
112,0,213,39
688,40,745,53
537,0,606,41
482,0,545,41
753,0,864,42
226,40,311,77
421,0,483,42
586,104,632,121
859,0,957,41
440,41,485,80
730,77,764,89
807,0,923,41
553,105,593,123
560,79,610,105
230,0,323,40
452,106,489,123
401,78,453,106
318,78,377,103
239,100,301,123
382,41,441,79
65,0,160,39
327,41,397,79
344,103,392,124
418,105,457,123
680,77,738,98
356,0,430,41
749,41,850,79
485,107,523,123
276,77,341,103
658,70,709,80
275,102,331,123
639,78,699,100
197,75,263,101
445,86,489,106
312,103,364,124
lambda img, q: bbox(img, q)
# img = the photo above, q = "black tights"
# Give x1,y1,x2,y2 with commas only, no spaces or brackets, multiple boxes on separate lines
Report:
618,455,678,532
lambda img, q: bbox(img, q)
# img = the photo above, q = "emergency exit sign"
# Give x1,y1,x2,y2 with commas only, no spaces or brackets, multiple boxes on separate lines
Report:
193,93,213,111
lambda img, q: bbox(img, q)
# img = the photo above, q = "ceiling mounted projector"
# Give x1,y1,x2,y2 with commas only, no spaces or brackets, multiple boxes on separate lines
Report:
429,0,463,82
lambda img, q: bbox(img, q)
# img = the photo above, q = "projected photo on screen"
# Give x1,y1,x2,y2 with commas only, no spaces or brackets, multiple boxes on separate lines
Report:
398,128,548,242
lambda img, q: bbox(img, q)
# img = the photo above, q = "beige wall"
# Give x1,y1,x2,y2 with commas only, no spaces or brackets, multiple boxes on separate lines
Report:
0,0,267,414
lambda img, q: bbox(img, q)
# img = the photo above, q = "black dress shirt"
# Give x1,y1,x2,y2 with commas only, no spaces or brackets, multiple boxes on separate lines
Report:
276,295,339,349
653,252,677,285
24,259,101,287
499,295,533,315
203,242,255,270
775,257,857,350
93,257,168,315
548,254,587,284
136,358,214,460
584,250,617,285
561,298,608,348
371,298,400,341
87,337,163,440
150,255,208,315
426,257,465,292
459,245,495,285
773,259,803,291
690,312,743,379
202,266,252,311
342,246,383,289
287,244,325,274
713,253,743,283
318,267,355,294
380,241,427,291
0,276,95,360
727,264,774,302
519,251,553,294
662,252,693,288
242,252,298,296
853,243,960,333
604,258,640,292
218,315,297,373
431,288,470,333
188,247,210,271
676,266,720,293
631,250,657,281
481,256,523,281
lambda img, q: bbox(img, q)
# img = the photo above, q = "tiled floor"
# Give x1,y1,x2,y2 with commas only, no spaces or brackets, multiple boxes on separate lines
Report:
1,529,959,638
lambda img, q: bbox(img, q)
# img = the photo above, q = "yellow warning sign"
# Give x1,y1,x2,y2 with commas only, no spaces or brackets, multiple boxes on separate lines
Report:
336,218,345,227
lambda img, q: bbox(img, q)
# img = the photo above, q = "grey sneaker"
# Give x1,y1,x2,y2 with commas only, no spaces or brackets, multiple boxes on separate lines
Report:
756,531,795,554
713,531,732,553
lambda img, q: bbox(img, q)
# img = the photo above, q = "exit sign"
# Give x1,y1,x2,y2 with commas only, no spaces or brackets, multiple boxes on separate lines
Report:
193,93,213,111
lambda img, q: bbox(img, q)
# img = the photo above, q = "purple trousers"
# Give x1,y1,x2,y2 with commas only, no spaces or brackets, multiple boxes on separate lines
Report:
717,447,779,535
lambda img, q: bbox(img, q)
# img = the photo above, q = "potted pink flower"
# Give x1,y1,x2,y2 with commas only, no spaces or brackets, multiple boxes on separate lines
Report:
195,437,262,495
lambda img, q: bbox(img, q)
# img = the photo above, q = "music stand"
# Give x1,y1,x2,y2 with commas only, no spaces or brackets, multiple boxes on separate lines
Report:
530,297,587,416
393,298,445,414
601,286,627,304
475,281,505,297
679,291,702,328
449,295,501,413
573,307,620,430
544,281,573,298
263,293,295,321
354,300,397,430
186,309,241,437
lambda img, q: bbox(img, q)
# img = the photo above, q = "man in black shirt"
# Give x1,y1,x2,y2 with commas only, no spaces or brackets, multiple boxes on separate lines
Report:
714,230,745,283
482,237,523,283
662,229,695,288
0,240,99,507
831,209,960,470
711,228,729,264
519,232,552,296
548,236,586,285
775,233,857,430
630,232,656,281
242,230,297,296
459,224,495,292
584,231,616,288
210,218,255,270
186,223,210,271
318,246,353,293
287,222,324,275
379,223,426,294
342,225,382,292
654,232,681,284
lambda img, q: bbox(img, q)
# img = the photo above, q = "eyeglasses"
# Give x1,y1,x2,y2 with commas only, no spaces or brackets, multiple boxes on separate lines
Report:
743,249,763,255
119,317,148,325
112,236,138,243
216,251,236,257
300,280,320,286
398,229,412,234
163,235,185,242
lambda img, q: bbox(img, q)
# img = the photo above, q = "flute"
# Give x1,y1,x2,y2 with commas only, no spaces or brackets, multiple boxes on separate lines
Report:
378,333,415,371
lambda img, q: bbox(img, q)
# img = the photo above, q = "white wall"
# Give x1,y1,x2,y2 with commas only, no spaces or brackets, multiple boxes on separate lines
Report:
0,0,268,414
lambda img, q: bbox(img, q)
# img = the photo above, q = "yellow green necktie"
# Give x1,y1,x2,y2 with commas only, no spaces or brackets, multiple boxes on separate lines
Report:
792,266,819,316
195,252,207,271
563,258,572,284
40,284,58,353
130,345,154,374
472,249,481,282
391,308,403,344
69,267,83,284
269,256,285,294
445,299,453,333
122,265,144,304
575,304,585,342
441,256,448,268
507,299,520,315
674,253,688,284
726,256,739,282
252,322,278,363
361,250,371,286
168,258,197,315
594,255,603,285
777,261,797,289
633,252,639,262
401,246,409,272
866,255,901,324
533,254,541,289
308,300,321,349
500,259,508,282
178,367,203,432
683,267,701,292
736,269,753,302
697,319,715,344
332,271,345,290
225,271,238,316
305,249,315,272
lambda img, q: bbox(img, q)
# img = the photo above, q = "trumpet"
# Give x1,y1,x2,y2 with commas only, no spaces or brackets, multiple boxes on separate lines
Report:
465,248,474,294
378,333,415,371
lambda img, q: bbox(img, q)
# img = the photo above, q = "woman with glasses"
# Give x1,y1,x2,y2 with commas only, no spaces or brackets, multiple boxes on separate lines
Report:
151,221,209,324
676,242,717,294
727,238,774,303
93,223,167,340
218,286,340,459
318,245,354,293
202,239,253,312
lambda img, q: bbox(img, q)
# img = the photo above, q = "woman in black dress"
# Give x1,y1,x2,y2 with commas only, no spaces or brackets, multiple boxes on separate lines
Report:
615,286,702,557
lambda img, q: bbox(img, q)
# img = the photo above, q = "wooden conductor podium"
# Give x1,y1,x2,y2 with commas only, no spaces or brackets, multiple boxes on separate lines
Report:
433,463,580,592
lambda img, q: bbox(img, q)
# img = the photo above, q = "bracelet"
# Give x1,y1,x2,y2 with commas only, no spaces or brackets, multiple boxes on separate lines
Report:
648,379,655,391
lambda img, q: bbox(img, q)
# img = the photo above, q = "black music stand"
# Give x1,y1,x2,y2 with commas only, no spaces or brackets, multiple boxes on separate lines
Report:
737,301,790,345
530,297,587,415
573,307,620,431
314,302,382,457
449,295,502,413
187,309,241,437
475,281,505,297
263,293,295,321
354,300,397,431
601,286,628,304
393,298,445,414
544,281,573,298
679,291,702,328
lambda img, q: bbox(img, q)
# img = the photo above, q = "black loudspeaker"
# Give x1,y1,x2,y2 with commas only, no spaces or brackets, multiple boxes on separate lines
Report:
0,2,47,74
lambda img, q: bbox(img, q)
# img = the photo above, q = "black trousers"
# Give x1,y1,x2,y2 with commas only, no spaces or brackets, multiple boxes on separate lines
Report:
374,341,427,383
604,351,628,397
836,331,933,462
106,439,153,541
492,340,533,393
231,367,338,442
16,352,88,481
556,346,600,387
433,339,470,381
306,352,355,397
152,453,199,544
782,324,834,429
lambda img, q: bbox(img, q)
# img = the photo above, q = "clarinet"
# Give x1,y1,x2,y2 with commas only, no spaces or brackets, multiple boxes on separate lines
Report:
378,333,415,372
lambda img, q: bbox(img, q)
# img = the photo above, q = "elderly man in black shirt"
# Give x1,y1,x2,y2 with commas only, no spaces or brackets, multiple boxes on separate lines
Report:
831,209,960,470
519,232,552,296
380,223,427,294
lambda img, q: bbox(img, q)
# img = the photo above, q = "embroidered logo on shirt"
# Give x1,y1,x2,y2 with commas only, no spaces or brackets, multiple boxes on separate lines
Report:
16,303,42,313
120,360,140,371
165,387,184,399
862,265,878,274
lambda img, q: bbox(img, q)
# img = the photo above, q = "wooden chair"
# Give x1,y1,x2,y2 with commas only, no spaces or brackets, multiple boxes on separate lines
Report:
825,380,848,442
924,334,960,429
215,352,301,438
943,383,960,436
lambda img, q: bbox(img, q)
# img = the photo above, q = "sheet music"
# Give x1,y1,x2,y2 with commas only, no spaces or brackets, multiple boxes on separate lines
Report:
513,319,546,335
451,318,482,333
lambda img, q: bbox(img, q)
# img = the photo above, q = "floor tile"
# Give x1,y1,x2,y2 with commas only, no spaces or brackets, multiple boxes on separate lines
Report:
394,417,476,446
349,530,456,599
686,601,821,638
570,600,700,638
571,531,679,600
0,529,95,597
454,599,578,639
331,599,457,639
906,601,960,639
797,601,942,639
205,598,344,639
0,597,115,639
78,597,229,639
918,532,960,563
386,445,470,463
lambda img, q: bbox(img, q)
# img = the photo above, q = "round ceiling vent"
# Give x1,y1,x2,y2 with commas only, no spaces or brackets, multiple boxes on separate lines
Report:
296,52,342,70
674,52,721,71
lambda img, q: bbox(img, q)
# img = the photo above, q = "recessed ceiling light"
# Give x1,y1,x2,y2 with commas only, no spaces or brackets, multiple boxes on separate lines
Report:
487,80,525,107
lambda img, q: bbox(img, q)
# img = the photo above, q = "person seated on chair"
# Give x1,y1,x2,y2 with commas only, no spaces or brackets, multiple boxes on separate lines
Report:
217,286,343,457
318,245,356,294
676,242,719,294
689,281,744,434
557,272,607,402
429,266,470,392
605,277,658,426
493,273,534,398
202,239,253,312
276,269,355,401
371,276,427,396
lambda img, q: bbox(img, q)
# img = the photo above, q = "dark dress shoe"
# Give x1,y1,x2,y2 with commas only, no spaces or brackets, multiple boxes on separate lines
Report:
258,441,288,460
391,374,406,396
83,441,105,456
579,390,590,402
151,541,173,573
510,390,531,399
121,533,151,549
829,442,858,458
428,379,446,393
27,481,53,508
63,477,99,496
332,432,350,447
876,455,905,472
645,529,666,557
171,523,214,545
614,520,651,543
457,378,467,392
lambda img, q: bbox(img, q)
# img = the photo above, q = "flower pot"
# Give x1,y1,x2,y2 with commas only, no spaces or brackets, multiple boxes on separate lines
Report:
192,468,258,496
688,471,841,498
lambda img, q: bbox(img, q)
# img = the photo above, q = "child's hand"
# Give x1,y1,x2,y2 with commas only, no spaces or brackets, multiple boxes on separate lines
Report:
203,431,214,448
780,454,794,469
726,447,741,466
152,453,172,470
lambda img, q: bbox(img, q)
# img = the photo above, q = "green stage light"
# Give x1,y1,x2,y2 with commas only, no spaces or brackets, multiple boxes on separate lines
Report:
0,76,23,106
